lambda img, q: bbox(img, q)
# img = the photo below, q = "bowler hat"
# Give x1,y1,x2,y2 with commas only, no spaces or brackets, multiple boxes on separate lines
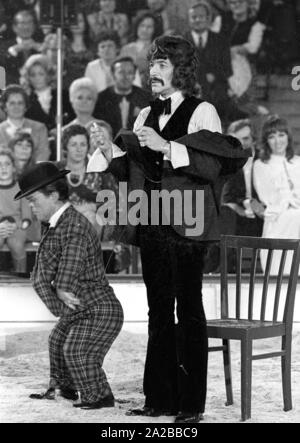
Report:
14,162,70,200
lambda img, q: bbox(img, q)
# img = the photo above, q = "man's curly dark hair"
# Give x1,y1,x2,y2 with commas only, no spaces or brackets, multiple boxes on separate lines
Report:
147,35,200,97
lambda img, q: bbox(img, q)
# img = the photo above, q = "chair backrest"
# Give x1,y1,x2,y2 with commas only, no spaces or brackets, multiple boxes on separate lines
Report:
220,236,300,328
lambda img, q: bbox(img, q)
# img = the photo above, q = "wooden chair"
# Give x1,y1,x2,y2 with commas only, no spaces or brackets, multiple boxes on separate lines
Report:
207,235,300,421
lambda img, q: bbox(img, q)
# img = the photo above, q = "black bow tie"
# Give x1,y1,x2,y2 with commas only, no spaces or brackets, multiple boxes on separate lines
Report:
116,92,132,102
150,97,172,117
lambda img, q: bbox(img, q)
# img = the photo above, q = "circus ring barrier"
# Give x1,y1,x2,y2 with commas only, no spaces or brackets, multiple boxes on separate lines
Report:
1,275,300,328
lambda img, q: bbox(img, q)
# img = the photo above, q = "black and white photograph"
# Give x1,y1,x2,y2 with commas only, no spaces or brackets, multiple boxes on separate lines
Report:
0,0,300,426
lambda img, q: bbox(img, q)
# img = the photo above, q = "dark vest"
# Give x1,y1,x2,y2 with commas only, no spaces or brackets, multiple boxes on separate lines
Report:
140,96,203,223
141,96,203,185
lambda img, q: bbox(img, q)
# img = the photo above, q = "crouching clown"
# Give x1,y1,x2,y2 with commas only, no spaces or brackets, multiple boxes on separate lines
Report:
15,162,124,409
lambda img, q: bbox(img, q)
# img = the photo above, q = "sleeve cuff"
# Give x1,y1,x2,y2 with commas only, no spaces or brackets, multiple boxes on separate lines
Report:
166,141,190,169
112,143,126,158
87,144,126,172
8,46,17,57
87,148,109,172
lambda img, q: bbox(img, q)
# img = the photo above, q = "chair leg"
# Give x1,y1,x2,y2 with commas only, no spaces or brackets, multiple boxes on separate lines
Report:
282,335,293,412
222,339,233,406
241,337,252,422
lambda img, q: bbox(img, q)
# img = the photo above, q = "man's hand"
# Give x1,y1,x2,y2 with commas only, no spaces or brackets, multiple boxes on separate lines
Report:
56,288,81,310
0,221,16,238
9,40,37,55
89,123,113,161
250,199,265,218
6,222,17,237
206,73,216,84
0,222,9,239
135,126,167,152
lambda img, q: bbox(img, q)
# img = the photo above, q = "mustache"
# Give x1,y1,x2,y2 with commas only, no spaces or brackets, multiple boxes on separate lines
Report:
150,77,165,85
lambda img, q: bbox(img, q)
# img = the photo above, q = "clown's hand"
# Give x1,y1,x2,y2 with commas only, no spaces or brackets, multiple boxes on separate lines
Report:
56,288,81,310
135,126,168,153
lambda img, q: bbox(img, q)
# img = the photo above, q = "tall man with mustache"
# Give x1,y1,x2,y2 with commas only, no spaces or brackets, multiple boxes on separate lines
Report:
88,35,250,423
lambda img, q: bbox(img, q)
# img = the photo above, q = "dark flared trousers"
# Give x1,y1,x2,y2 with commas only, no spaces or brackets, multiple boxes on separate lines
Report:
139,225,208,414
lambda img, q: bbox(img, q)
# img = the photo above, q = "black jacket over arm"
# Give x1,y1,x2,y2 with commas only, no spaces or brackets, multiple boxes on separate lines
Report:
105,129,250,245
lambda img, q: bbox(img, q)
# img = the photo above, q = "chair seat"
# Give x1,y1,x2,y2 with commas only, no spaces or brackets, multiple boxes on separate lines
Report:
207,318,285,339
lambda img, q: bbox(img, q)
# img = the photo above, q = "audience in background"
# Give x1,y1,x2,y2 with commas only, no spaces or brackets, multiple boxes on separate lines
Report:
94,56,152,137
0,1,299,275
121,11,159,89
145,0,173,36
40,33,69,88
184,2,246,124
85,30,142,93
8,132,35,177
66,77,103,130
253,115,300,274
59,125,103,232
219,0,268,115
0,149,32,272
98,0,130,46
84,30,120,92
85,0,102,43
21,54,74,132
220,118,264,271
0,85,50,161
64,12,96,88
0,9,42,84
0,1,8,36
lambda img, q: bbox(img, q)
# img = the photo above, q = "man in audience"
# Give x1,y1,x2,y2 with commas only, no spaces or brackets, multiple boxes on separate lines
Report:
0,149,32,272
0,9,42,84
146,0,173,35
93,56,152,137
184,1,246,123
220,119,265,271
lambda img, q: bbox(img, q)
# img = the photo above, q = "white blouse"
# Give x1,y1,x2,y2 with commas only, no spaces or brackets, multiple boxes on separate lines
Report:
253,155,300,219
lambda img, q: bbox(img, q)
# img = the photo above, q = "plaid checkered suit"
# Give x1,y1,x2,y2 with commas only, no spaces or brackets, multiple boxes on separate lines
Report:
32,205,124,402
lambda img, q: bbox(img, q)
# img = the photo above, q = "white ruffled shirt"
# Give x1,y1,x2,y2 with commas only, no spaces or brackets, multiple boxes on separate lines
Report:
253,155,300,220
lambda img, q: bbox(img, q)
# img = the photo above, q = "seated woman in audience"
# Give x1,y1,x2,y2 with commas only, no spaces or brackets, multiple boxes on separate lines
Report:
59,124,106,232
85,1,102,44
253,115,300,275
98,0,130,46
85,30,141,93
40,32,69,88
64,11,96,89
8,132,35,177
60,124,130,272
0,149,32,272
65,77,107,130
0,85,50,161
219,0,268,114
84,30,120,93
21,54,74,132
121,10,159,89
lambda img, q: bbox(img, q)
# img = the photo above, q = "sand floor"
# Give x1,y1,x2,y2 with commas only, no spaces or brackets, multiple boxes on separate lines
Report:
0,325,300,423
